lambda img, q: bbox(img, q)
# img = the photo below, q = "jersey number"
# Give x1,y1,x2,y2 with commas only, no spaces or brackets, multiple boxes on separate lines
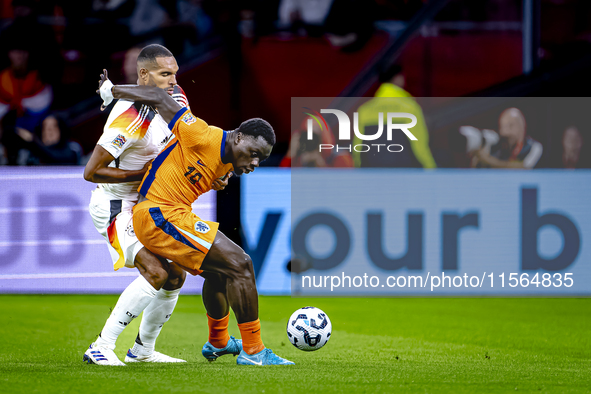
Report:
184,166,202,185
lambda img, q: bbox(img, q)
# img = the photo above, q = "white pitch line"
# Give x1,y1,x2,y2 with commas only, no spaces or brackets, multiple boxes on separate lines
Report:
0,240,105,247
0,203,214,213
0,205,212,213
0,207,90,214
0,272,140,280
0,174,83,180
190,203,215,210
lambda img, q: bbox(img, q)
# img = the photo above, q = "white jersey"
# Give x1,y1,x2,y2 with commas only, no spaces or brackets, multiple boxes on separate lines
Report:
89,85,189,270
96,85,189,203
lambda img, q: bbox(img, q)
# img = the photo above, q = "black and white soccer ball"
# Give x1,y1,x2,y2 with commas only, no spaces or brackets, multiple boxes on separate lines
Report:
286,306,332,351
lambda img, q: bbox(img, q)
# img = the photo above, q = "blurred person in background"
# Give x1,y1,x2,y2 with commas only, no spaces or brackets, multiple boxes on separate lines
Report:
0,0,62,82
177,0,214,40
562,126,585,169
278,0,373,51
352,63,437,168
129,0,200,55
14,113,82,165
0,122,6,165
0,40,53,165
202,0,243,117
284,129,327,167
280,117,353,167
472,107,543,169
123,47,143,84
323,0,373,51
57,0,133,95
278,0,334,36
0,0,60,151
129,0,171,39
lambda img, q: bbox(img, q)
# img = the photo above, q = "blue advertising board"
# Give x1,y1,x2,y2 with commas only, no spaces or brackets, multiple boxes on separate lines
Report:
241,168,292,294
0,167,215,294
243,169,591,295
2,167,589,295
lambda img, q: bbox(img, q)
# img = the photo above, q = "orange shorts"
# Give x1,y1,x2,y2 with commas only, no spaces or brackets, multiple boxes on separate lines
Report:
133,200,219,275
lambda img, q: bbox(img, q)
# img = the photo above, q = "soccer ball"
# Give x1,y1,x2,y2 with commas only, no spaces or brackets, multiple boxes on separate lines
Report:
286,306,332,351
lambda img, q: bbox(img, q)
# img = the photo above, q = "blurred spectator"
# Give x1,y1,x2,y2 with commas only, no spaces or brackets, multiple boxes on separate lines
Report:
277,0,373,51
324,0,374,52
472,107,543,169
562,126,584,169
0,44,52,129
202,0,244,117
1,110,23,164
0,125,6,165
458,125,500,167
58,0,133,95
130,0,171,38
293,131,327,167
129,0,200,55
0,0,62,84
278,0,334,31
0,36,53,165
352,63,437,168
15,113,82,165
280,117,353,167
123,47,143,84
177,0,214,40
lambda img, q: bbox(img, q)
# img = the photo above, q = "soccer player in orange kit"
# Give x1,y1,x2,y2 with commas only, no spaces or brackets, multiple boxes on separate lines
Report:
98,70,293,365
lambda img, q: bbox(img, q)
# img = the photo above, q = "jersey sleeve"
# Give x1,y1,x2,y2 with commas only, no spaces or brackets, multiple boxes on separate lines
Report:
168,107,210,148
172,85,189,110
98,100,155,159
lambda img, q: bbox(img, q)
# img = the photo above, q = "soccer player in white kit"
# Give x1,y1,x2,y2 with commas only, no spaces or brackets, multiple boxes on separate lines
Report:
82,45,216,365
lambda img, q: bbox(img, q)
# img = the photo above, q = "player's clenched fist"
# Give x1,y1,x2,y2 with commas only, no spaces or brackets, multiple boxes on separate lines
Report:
212,172,232,191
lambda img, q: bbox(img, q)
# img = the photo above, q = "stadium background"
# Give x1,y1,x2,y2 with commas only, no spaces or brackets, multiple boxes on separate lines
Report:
1,1,590,393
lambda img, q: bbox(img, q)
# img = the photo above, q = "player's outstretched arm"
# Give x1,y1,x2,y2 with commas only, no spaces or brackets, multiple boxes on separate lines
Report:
98,69,181,124
112,85,180,124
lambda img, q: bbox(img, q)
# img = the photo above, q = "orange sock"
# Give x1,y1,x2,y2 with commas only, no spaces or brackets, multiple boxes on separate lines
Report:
207,314,230,349
238,319,265,355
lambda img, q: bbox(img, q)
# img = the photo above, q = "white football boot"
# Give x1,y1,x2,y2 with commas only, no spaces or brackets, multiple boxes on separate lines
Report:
124,347,186,363
83,343,126,366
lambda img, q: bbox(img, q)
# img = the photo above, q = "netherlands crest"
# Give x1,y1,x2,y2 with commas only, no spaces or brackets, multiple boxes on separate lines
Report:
194,221,210,234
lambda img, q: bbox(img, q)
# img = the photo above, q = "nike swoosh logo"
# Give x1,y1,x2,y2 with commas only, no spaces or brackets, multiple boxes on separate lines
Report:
252,329,260,334
197,159,206,167
242,358,263,365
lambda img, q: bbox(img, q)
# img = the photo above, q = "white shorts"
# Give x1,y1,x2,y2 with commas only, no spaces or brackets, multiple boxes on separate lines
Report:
89,187,144,270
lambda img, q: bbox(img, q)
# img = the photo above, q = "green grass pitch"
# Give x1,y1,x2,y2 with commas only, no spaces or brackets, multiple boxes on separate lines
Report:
0,295,590,393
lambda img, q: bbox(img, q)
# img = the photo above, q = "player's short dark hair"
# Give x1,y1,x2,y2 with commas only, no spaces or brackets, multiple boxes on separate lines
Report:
137,44,173,66
237,118,276,146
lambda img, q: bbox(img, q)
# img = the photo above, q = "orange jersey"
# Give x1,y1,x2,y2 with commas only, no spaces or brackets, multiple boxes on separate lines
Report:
139,107,234,206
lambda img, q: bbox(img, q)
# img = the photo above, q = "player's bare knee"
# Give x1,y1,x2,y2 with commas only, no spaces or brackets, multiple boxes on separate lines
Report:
134,248,170,289
231,253,255,282
136,262,168,289
244,254,255,275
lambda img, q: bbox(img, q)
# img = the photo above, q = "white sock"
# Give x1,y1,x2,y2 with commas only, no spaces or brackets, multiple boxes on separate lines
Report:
95,276,158,349
131,288,181,355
